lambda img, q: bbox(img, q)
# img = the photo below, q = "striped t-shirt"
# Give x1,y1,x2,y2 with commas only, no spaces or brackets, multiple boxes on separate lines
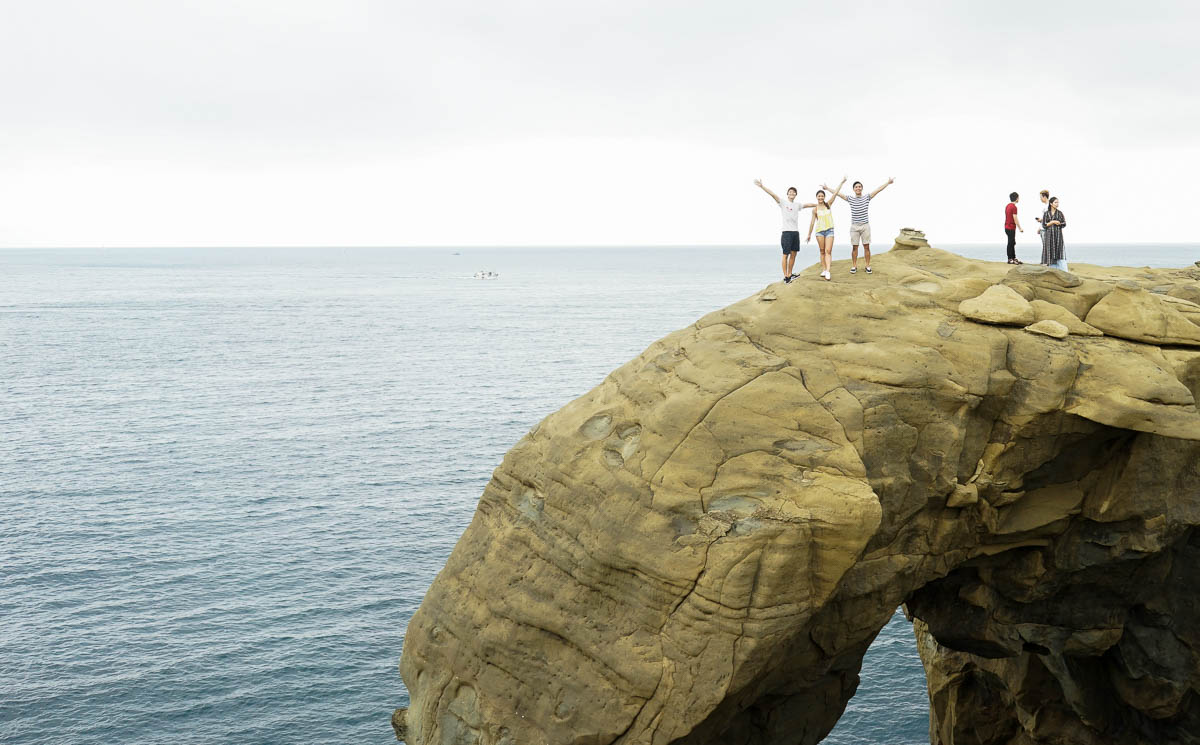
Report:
847,195,870,224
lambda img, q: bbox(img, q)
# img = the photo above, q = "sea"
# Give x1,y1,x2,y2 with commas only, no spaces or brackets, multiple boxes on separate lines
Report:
3,243,1197,745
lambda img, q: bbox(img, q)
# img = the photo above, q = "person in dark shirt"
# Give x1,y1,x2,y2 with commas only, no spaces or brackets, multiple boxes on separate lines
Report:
1004,192,1024,264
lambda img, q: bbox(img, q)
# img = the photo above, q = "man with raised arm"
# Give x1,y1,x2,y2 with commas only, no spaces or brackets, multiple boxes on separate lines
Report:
825,177,894,274
755,179,815,283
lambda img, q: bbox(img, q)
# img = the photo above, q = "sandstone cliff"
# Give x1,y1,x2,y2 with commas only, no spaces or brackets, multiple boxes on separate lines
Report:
396,232,1200,745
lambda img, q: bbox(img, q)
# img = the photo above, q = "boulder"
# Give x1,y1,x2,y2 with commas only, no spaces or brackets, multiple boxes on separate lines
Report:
1085,281,1200,346
959,285,1036,326
1029,299,1103,336
1162,293,1200,327
1002,263,1112,318
397,247,1200,745
1169,286,1200,305
1024,319,1069,339
892,228,930,249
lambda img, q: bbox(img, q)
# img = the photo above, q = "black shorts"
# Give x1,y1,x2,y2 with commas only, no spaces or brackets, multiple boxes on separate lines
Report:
781,231,800,254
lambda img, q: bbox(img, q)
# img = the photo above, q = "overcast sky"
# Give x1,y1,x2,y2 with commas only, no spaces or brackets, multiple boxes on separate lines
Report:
2,0,1197,247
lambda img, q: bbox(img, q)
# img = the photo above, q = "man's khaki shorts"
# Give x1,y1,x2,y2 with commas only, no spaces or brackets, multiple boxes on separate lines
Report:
849,223,871,246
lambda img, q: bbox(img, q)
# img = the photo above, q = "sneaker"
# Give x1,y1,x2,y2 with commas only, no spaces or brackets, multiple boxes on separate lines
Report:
784,275,792,284
789,273,799,280
865,266,872,273
850,267,857,274
822,270,831,280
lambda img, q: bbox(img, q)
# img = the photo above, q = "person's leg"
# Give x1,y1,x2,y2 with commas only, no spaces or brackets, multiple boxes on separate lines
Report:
861,224,872,271
781,251,789,279
1005,228,1016,262
849,224,860,271
786,250,797,277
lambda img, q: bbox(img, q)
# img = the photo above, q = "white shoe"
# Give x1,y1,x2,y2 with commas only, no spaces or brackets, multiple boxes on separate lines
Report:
822,270,831,280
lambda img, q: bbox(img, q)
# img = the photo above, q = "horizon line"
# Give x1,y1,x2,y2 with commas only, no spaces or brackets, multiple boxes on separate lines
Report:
2,241,1200,251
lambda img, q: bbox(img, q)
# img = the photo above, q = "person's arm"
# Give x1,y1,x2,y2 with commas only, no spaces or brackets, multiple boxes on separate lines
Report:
821,183,849,202
869,177,894,199
828,176,847,203
806,210,817,242
754,179,780,204
1014,211,1023,232
1056,211,1065,228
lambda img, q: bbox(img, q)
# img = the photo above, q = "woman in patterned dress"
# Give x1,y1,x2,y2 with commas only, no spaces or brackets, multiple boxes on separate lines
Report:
1040,196,1067,271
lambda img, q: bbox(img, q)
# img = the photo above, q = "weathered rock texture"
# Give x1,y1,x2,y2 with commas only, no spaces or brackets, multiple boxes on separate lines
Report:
397,239,1200,745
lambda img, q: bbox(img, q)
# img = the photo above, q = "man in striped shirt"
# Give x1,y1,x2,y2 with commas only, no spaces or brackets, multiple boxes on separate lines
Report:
826,177,894,274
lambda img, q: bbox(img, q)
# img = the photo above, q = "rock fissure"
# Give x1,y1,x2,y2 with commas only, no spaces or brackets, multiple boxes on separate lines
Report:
648,373,768,487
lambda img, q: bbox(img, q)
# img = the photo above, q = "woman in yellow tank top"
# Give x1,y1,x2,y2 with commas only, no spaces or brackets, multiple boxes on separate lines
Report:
806,176,846,281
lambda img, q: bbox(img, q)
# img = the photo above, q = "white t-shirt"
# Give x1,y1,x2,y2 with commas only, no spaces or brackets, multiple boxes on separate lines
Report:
779,198,804,231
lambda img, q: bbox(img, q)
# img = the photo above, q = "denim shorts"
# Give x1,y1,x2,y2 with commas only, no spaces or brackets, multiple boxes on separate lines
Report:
816,228,834,238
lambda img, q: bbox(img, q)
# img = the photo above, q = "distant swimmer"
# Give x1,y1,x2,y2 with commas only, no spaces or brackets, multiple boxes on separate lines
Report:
1005,192,1024,264
755,179,815,283
807,177,846,281
828,177,893,274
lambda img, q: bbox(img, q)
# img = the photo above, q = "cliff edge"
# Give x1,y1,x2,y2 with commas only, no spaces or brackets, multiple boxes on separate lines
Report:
396,232,1200,745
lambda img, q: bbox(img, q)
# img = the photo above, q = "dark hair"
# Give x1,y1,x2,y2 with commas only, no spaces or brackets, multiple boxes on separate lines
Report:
1048,196,1059,206
816,190,826,198
1009,192,1019,202
786,186,798,194
1040,190,1050,198
853,181,863,189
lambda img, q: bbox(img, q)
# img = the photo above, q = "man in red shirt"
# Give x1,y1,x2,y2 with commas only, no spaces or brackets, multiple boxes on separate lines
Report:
1004,192,1024,264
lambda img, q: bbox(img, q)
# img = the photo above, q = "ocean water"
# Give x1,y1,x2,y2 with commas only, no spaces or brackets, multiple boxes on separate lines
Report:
2,243,1196,745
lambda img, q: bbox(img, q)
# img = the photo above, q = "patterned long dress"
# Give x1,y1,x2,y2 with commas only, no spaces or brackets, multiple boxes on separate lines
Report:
1040,208,1066,265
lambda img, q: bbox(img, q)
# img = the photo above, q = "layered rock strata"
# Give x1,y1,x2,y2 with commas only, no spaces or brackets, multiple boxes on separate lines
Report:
396,239,1200,745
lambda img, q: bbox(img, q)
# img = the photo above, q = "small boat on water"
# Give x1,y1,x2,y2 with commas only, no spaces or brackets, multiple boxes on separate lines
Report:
473,271,500,280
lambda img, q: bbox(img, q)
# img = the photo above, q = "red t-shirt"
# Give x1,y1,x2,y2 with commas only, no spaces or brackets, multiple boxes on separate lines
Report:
1004,203,1018,229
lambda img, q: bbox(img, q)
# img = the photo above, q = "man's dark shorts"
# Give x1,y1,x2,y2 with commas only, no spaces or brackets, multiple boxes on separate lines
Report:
781,231,800,254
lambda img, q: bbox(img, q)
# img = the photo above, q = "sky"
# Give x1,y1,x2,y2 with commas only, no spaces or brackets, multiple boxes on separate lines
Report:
1,0,1198,248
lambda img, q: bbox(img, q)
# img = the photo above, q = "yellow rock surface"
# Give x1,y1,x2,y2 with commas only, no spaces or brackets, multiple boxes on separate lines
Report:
397,234,1200,745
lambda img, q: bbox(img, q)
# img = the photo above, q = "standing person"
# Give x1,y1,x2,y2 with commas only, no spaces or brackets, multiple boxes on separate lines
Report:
755,179,815,283
806,177,847,281
827,177,894,273
1005,192,1024,264
1034,189,1050,254
1040,196,1068,271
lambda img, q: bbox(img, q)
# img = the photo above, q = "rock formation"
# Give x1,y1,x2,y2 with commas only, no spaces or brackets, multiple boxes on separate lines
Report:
396,237,1200,745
